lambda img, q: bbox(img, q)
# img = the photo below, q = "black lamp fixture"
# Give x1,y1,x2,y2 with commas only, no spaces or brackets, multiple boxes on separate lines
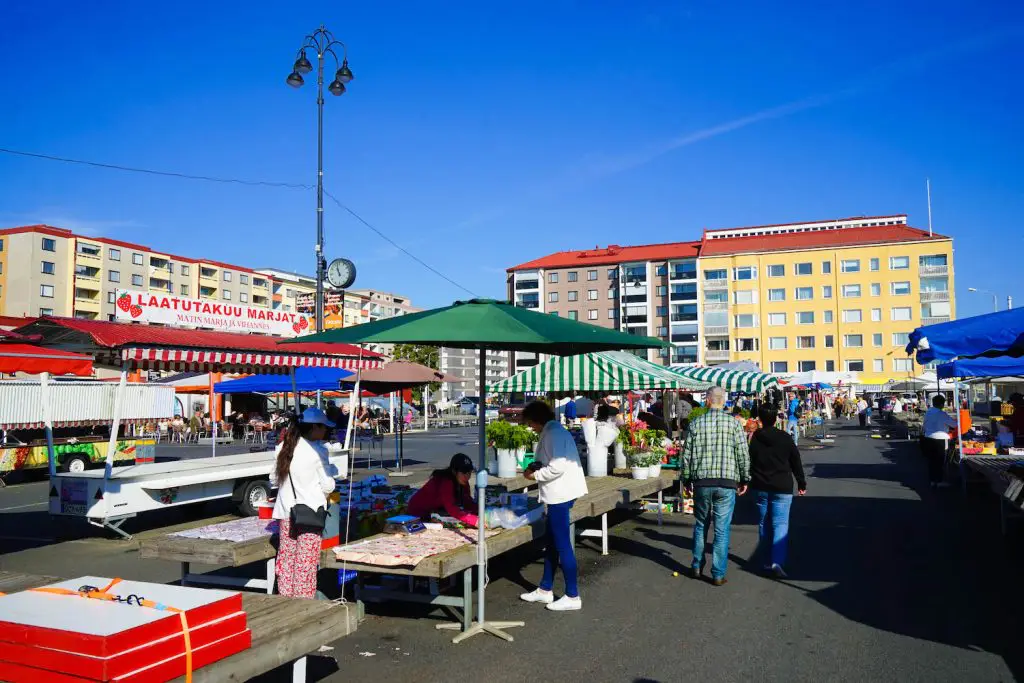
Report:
293,50,313,74
286,71,304,88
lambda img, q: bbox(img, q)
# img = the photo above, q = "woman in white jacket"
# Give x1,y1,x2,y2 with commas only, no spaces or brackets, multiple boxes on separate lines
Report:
519,401,589,612
272,407,337,598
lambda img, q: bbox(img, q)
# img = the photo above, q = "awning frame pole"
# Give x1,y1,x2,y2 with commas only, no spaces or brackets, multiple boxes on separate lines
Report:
103,363,128,517
41,372,56,480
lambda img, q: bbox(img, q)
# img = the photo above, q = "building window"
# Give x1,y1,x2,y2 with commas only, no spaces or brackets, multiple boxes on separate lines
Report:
871,308,882,322
705,290,728,303
656,306,668,316
845,359,865,372
132,274,143,286
607,268,617,279
920,254,948,267
608,309,616,319
568,311,578,321
0,239,3,251
770,361,789,373
841,259,860,273
656,265,668,276
549,311,558,317
767,264,785,278
549,273,558,283
548,292,558,303
223,272,232,282
795,287,813,300
891,281,911,296
821,261,831,274
109,270,120,283
181,265,190,276
223,290,232,301
796,335,815,349
798,360,817,372
240,292,249,303
844,334,864,347
842,284,861,298
891,307,912,321
107,291,116,304
922,301,952,319
181,284,189,296
734,314,757,328
607,289,615,299
920,276,949,292
132,252,144,265
41,261,55,275
40,284,55,298
587,309,598,320
40,308,54,316
843,309,862,323
657,285,668,295
768,288,785,302
768,336,787,350
768,312,787,326
704,269,728,281
657,326,668,336
588,270,598,281
796,311,815,325
824,335,834,348
892,332,910,346
109,248,121,261
732,266,757,281
869,258,880,271
826,360,835,371
894,358,913,372
822,285,833,299
42,238,56,252
824,310,833,323
795,262,813,276
734,290,756,305
568,272,578,282
568,291,578,302
890,256,910,270
587,289,598,300
873,333,883,347
737,338,759,352
240,274,249,285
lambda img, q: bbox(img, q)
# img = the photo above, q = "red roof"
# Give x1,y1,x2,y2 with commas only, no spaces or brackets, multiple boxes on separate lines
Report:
698,224,949,256
0,316,37,330
509,241,701,271
14,317,382,359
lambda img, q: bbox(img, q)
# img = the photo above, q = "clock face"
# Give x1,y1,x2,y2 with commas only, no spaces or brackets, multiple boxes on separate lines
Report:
326,258,356,289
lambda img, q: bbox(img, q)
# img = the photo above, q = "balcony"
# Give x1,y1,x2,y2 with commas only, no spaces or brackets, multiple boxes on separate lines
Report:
252,279,270,291
671,333,698,343
670,269,697,281
199,286,217,298
703,302,728,311
703,279,728,291
252,295,270,307
704,325,729,336
705,349,731,362
74,296,101,313
199,269,218,283
670,313,698,323
920,264,948,276
75,246,102,261
624,315,648,324
74,271,101,286
920,291,949,303
516,300,539,310
515,280,539,290
670,292,697,302
922,316,951,326
148,279,173,293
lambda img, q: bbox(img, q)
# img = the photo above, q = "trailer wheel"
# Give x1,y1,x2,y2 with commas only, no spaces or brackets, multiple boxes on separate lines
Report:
62,454,90,474
236,479,271,517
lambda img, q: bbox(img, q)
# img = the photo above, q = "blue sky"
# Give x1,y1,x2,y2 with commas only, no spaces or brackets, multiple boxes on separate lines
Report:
1,1,1021,316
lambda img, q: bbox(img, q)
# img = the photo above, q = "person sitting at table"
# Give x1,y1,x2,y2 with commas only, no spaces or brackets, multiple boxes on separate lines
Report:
406,453,479,527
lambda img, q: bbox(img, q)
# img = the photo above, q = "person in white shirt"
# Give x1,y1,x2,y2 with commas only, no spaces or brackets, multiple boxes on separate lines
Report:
272,407,337,598
519,401,589,612
921,395,957,489
891,397,903,414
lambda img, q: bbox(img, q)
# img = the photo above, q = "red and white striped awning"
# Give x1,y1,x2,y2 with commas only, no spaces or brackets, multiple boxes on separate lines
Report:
121,348,382,373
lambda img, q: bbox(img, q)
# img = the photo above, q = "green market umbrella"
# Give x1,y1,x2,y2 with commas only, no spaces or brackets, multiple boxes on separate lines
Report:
490,350,708,393
666,364,779,393
287,299,667,643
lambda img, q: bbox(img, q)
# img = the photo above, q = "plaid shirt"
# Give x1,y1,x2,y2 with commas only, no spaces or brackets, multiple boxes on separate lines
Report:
682,408,750,486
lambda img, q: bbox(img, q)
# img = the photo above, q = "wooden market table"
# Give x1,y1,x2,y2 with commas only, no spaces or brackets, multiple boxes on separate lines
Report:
0,570,357,682
960,455,1024,535
321,473,675,632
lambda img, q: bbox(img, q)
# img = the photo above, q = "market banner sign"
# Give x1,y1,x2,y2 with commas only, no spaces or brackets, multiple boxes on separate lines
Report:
114,289,312,337
297,290,346,329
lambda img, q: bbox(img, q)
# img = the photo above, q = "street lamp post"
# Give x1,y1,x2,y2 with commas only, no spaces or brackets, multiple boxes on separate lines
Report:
287,26,353,334
967,287,998,313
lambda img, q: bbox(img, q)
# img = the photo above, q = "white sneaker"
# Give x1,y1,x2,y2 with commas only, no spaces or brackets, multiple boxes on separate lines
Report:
770,564,788,579
546,595,582,611
520,588,553,604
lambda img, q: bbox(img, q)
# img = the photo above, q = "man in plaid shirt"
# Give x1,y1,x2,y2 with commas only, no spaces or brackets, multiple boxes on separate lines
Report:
682,386,750,585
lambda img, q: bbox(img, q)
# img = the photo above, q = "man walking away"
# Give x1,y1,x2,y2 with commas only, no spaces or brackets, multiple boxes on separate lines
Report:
786,392,802,443
682,386,750,586
563,395,577,426
922,395,957,489
857,396,869,428
749,406,807,578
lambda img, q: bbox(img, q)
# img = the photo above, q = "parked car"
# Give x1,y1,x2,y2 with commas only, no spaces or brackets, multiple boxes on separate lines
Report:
455,397,479,415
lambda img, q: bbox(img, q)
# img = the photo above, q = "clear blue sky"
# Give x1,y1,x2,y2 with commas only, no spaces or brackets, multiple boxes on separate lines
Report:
1,1,1021,316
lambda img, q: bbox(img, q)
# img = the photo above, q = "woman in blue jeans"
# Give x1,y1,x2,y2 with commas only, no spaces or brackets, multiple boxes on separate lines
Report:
519,401,589,611
749,406,807,578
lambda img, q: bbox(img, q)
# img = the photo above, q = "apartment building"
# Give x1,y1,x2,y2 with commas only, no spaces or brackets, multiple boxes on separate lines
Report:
506,214,954,382
438,347,510,402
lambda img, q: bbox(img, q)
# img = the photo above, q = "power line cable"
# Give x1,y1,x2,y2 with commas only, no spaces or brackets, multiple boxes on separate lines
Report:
0,146,479,296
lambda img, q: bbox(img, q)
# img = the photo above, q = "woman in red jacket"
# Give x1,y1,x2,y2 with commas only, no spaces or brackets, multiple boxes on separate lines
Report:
407,453,479,527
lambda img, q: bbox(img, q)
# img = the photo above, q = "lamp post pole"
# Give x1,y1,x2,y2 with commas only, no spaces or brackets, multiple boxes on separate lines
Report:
967,287,998,313
287,26,354,334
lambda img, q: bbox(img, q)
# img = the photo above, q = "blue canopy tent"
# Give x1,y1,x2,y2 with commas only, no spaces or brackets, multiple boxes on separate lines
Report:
213,367,354,393
907,308,1024,364
937,356,1024,380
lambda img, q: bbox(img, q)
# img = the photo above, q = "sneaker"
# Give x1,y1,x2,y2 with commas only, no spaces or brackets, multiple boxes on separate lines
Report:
770,564,788,579
711,577,728,587
520,588,553,604
546,595,582,611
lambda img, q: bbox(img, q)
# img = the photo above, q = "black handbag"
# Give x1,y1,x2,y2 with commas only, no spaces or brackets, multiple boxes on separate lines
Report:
288,473,327,532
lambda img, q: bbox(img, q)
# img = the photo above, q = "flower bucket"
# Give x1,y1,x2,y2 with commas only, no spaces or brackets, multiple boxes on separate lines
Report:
630,465,650,480
496,448,518,479
587,445,608,477
647,463,662,478
614,440,627,469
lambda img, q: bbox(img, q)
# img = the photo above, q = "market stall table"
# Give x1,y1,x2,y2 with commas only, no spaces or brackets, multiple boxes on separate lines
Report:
959,456,1024,535
0,570,357,683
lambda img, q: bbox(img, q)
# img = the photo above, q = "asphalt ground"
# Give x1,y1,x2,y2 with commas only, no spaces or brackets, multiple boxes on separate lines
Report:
2,422,1022,682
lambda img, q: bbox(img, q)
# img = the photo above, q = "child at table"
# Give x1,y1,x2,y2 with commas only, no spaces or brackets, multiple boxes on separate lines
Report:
406,453,479,527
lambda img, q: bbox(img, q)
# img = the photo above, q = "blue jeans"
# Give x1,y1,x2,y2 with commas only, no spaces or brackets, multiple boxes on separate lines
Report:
540,500,578,597
755,491,794,569
787,418,800,442
691,487,737,580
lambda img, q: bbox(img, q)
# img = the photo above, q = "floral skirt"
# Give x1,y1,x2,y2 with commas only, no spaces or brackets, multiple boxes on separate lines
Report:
276,519,321,598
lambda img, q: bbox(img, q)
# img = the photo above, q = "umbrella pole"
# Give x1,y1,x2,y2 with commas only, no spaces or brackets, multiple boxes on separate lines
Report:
439,348,523,643
102,366,128,518
41,372,56,480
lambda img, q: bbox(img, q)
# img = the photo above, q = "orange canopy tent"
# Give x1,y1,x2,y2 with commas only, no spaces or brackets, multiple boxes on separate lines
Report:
0,343,94,377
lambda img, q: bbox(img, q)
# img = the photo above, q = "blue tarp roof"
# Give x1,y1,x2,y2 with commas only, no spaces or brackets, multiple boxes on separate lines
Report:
907,307,1024,364
937,356,1024,379
213,367,354,393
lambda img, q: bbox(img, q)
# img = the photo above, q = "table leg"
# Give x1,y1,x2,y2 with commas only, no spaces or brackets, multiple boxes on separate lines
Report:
462,568,473,632
601,512,608,556
180,562,189,587
292,655,307,683
657,490,664,526
265,557,276,595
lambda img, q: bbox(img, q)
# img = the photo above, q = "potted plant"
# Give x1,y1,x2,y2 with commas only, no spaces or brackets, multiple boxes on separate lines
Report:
621,419,667,479
627,450,650,480
613,429,628,469
486,420,520,478
648,446,665,478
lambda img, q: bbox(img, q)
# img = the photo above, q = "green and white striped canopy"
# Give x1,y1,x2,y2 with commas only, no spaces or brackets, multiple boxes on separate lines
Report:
489,351,709,393
666,365,779,393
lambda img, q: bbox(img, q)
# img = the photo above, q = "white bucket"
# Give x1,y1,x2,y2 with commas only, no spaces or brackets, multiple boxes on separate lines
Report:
614,441,627,469
496,448,518,479
588,445,608,477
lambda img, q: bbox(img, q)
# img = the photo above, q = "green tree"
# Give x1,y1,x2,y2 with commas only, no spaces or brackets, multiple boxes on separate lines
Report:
390,343,441,402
